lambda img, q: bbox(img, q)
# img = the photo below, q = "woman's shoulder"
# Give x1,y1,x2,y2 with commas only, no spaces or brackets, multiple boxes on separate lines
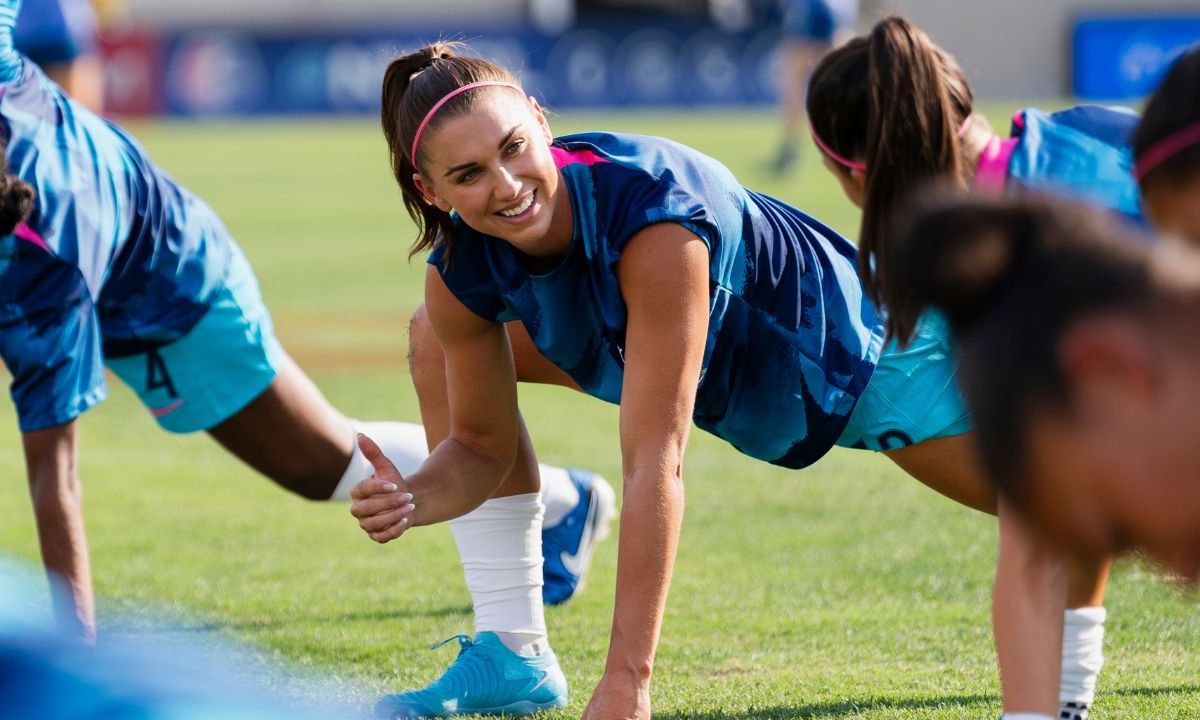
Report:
1012,105,1140,148
553,131,731,179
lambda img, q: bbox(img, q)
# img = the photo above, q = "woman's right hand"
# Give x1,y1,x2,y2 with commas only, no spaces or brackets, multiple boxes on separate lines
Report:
349,434,416,543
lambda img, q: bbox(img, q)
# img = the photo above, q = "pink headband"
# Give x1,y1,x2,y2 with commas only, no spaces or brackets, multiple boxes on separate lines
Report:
812,114,976,174
1134,120,1200,182
410,81,524,163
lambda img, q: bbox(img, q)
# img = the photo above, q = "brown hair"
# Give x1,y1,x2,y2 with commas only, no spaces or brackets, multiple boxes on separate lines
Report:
380,42,521,260
808,16,974,342
0,163,34,236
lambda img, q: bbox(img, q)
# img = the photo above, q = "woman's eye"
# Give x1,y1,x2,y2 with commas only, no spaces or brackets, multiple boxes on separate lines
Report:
458,168,480,183
505,139,525,156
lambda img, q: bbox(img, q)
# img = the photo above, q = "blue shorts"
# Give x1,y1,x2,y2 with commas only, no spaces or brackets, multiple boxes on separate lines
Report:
105,245,284,434
782,0,857,42
13,0,97,66
835,312,971,452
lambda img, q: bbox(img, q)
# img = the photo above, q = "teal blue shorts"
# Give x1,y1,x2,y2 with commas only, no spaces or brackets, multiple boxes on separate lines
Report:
835,312,972,451
106,245,284,433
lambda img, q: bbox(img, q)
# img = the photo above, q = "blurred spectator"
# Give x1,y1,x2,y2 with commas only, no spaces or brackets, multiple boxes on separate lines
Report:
14,0,103,112
773,0,857,173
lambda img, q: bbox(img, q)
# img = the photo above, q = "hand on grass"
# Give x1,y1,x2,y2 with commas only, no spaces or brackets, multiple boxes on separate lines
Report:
349,433,416,543
580,669,651,720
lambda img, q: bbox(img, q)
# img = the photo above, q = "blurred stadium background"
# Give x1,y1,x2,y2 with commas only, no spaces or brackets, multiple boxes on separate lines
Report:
3,1,1200,718
91,0,1200,117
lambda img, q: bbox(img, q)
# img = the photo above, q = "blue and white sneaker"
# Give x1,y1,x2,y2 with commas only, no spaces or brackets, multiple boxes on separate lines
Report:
374,632,567,719
541,469,617,606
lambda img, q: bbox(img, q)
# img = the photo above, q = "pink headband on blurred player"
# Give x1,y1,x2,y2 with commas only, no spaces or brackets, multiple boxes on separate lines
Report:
410,81,524,163
1134,120,1200,182
811,114,976,174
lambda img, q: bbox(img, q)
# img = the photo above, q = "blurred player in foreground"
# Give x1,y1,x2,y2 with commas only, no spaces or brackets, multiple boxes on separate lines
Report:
347,39,1091,719
805,16,1147,719
0,553,354,719
893,44,1200,637
0,0,612,644
898,193,1200,601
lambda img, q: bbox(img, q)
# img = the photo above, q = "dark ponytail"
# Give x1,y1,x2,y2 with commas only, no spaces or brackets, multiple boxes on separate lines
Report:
0,164,34,237
898,192,1159,502
380,42,521,260
809,17,974,343
1133,46,1200,191
861,17,974,341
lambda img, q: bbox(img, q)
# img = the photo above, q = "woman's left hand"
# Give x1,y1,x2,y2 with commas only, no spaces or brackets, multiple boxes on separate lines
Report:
580,669,651,720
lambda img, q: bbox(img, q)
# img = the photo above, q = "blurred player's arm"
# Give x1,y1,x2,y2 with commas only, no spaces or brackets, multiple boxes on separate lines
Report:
350,266,520,540
582,224,709,719
22,420,96,642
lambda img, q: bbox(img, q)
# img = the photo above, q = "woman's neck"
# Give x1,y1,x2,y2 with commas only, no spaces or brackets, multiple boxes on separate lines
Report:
514,170,575,274
960,114,998,184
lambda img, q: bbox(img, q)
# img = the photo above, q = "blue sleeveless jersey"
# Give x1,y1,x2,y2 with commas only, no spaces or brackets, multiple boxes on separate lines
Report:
432,132,885,469
1006,106,1142,222
0,57,231,430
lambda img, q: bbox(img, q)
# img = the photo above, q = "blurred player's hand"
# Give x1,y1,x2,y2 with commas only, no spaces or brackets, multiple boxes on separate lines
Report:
580,669,651,720
349,433,416,543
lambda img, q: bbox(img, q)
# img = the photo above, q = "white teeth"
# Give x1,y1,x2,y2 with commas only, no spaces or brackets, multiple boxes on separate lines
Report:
499,193,534,217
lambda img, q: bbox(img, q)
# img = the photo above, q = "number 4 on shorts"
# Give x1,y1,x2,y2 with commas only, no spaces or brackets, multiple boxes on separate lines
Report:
145,348,178,399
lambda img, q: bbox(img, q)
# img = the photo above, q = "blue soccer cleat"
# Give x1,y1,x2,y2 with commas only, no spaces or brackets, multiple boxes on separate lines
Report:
374,632,567,719
541,469,617,606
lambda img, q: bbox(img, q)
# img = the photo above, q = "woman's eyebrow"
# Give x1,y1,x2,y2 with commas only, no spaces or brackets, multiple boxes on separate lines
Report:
442,126,521,178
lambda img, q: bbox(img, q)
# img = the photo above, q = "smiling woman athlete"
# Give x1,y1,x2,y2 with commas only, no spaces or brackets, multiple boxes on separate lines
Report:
346,42,1090,720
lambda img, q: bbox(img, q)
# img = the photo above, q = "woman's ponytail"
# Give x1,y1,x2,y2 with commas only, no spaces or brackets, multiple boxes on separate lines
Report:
858,16,974,341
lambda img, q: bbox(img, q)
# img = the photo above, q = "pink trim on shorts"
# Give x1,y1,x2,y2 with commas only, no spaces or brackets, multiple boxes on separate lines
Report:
974,135,1018,195
550,146,610,168
13,222,49,252
150,399,186,417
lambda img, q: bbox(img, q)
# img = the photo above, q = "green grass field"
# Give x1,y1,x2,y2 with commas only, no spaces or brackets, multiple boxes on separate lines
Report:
1,109,1197,718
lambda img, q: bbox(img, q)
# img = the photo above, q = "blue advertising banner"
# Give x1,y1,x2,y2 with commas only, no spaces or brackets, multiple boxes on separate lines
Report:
1074,14,1200,99
157,22,785,117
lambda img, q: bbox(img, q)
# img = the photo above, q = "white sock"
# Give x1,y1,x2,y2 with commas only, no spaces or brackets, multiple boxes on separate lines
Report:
449,492,548,656
329,421,429,500
538,464,580,528
1060,606,1106,708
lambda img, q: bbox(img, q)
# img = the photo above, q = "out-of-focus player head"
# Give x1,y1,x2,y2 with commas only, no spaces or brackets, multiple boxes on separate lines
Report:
899,192,1200,583
1135,47,1200,246
380,42,569,262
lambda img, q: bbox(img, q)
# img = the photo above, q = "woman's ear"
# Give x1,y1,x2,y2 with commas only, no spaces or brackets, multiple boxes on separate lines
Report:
413,173,452,212
528,97,554,143
1060,318,1161,417
848,167,868,192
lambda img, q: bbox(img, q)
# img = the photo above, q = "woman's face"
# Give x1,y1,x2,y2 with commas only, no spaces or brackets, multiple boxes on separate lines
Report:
414,90,571,257
1021,320,1200,583
1143,174,1200,248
